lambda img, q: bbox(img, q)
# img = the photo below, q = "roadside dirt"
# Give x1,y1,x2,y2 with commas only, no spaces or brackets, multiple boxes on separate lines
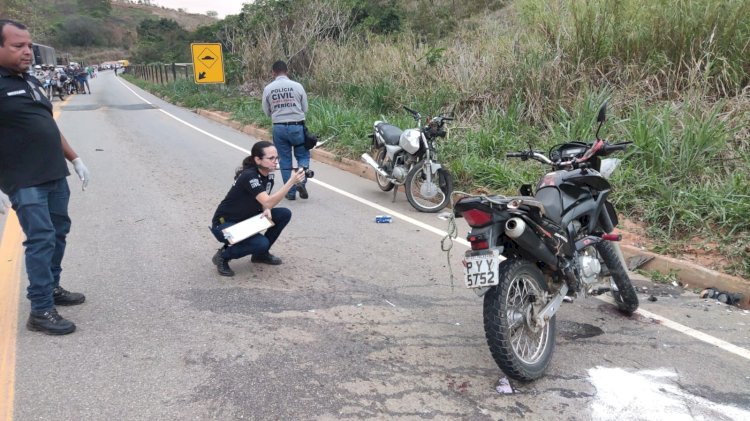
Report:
618,219,732,275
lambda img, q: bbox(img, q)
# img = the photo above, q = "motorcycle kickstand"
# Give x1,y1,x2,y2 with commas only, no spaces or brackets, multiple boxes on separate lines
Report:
391,187,398,203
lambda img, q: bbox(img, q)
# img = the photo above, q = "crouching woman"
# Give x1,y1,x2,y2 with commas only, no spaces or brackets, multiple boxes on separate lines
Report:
210,141,306,276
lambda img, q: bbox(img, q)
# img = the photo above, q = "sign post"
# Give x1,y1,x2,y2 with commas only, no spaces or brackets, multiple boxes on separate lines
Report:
190,43,225,84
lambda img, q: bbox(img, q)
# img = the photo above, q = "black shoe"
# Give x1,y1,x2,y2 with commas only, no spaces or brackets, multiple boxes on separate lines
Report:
53,286,85,306
213,248,235,276
286,192,296,200
251,253,282,265
27,308,76,335
297,184,309,199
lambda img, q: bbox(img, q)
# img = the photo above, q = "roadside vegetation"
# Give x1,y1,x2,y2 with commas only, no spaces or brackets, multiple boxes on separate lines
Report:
121,0,749,279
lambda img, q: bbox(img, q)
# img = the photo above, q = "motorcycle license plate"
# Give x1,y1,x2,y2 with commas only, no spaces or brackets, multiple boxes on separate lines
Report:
463,249,500,289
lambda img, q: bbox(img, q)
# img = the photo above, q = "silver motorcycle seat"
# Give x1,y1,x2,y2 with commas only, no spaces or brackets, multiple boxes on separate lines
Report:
376,123,402,145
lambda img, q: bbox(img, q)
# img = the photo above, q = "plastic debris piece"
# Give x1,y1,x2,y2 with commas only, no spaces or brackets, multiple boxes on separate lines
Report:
374,215,392,223
648,295,657,302
628,255,654,271
496,377,514,394
563,296,574,303
455,322,461,326
437,212,452,221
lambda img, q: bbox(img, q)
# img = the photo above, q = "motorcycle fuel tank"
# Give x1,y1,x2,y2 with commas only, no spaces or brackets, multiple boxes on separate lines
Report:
399,129,421,154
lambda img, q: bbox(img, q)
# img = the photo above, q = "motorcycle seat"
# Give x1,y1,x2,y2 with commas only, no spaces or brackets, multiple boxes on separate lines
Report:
375,123,402,146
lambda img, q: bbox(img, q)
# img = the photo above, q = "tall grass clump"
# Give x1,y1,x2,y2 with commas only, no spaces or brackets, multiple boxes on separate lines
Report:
518,0,750,97
614,101,749,240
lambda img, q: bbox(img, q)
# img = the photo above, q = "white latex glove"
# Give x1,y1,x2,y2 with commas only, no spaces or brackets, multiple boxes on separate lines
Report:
0,191,10,215
71,158,90,190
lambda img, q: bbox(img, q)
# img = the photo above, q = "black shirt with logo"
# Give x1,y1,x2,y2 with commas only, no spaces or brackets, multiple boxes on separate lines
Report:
212,166,274,225
0,67,68,195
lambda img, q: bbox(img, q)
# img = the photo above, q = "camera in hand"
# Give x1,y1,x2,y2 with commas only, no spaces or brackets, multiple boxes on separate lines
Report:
293,167,315,179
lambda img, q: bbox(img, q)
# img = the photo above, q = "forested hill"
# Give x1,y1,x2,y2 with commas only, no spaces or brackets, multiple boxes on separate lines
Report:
1,0,216,63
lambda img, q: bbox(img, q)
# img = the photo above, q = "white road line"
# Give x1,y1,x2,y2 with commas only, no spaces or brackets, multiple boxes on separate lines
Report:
636,305,750,361
116,78,750,362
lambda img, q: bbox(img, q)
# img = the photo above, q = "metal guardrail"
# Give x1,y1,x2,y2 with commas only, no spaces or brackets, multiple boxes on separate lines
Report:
128,63,194,84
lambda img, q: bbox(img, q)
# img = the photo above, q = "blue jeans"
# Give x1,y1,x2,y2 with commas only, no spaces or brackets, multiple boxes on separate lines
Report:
9,178,71,312
211,208,292,260
272,124,310,195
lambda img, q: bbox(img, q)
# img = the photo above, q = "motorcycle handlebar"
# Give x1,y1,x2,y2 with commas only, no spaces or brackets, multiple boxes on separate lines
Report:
601,141,632,155
506,152,526,158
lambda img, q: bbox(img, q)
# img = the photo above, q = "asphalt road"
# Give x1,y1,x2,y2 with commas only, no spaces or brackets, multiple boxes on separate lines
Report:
6,71,750,420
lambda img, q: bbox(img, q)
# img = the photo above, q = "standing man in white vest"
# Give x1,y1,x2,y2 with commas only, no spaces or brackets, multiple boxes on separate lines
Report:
262,60,310,200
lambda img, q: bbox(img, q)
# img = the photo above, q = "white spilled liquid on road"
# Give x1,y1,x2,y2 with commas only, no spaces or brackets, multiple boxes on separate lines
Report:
589,366,750,421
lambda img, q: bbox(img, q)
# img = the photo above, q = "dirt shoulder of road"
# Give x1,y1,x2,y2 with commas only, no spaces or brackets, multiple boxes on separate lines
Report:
194,108,750,309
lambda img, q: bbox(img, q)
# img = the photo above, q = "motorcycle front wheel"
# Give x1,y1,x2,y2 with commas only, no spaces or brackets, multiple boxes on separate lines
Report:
597,242,639,315
484,259,556,381
374,147,394,192
404,160,452,212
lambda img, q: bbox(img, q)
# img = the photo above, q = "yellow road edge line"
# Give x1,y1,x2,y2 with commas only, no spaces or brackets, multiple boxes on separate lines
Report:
0,211,23,421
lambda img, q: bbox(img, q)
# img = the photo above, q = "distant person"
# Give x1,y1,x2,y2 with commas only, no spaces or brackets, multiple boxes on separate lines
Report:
210,141,305,276
77,66,90,94
262,60,310,201
0,19,91,335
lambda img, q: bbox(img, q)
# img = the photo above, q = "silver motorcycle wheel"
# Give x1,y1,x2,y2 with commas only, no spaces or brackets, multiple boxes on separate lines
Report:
484,259,555,381
505,274,551,364
404,160,452,213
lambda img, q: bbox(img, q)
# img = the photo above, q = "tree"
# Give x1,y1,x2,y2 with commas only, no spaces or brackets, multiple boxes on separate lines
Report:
206,11,218,18
132,18,190,63
58,15,108,47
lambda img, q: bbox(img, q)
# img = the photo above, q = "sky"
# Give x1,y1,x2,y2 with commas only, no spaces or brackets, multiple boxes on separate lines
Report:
150,0,249,18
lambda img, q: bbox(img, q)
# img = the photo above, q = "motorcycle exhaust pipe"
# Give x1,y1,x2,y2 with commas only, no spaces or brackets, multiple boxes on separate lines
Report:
505,217,558,269
361,153,390,178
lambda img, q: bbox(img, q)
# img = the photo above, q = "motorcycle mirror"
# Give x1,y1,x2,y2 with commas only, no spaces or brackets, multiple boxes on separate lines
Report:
595,101,607,139
597,102,607,123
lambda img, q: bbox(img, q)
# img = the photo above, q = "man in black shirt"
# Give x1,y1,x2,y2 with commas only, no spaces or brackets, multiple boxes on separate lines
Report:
211,141,305,276
0,20,91,335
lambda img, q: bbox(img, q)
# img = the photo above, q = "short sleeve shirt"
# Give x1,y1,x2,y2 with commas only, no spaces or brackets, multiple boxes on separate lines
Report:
0,66,68,195
212,167,274,225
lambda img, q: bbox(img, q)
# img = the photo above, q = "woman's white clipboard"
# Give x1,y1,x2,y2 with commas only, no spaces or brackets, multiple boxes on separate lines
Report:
222,214,274,244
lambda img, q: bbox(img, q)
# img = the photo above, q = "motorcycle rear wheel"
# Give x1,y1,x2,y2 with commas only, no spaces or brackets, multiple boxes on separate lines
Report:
374,147,394,192
404,160,452,213
483,259,555,381
597,242,639,315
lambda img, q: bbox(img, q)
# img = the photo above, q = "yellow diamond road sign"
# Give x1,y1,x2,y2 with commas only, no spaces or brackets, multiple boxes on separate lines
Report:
191,43,225,84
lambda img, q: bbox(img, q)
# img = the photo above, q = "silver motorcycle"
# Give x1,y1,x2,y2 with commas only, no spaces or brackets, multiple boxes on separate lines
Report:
361,106,454,212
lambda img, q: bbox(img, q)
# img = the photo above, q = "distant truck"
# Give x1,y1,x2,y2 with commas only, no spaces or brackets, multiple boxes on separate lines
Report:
118,59,130,67
32,44,57,67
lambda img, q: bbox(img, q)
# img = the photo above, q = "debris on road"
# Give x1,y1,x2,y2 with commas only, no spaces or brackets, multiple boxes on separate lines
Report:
648,295,658,302
700,288,743,306
628,254,654,271
495,377,514,394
